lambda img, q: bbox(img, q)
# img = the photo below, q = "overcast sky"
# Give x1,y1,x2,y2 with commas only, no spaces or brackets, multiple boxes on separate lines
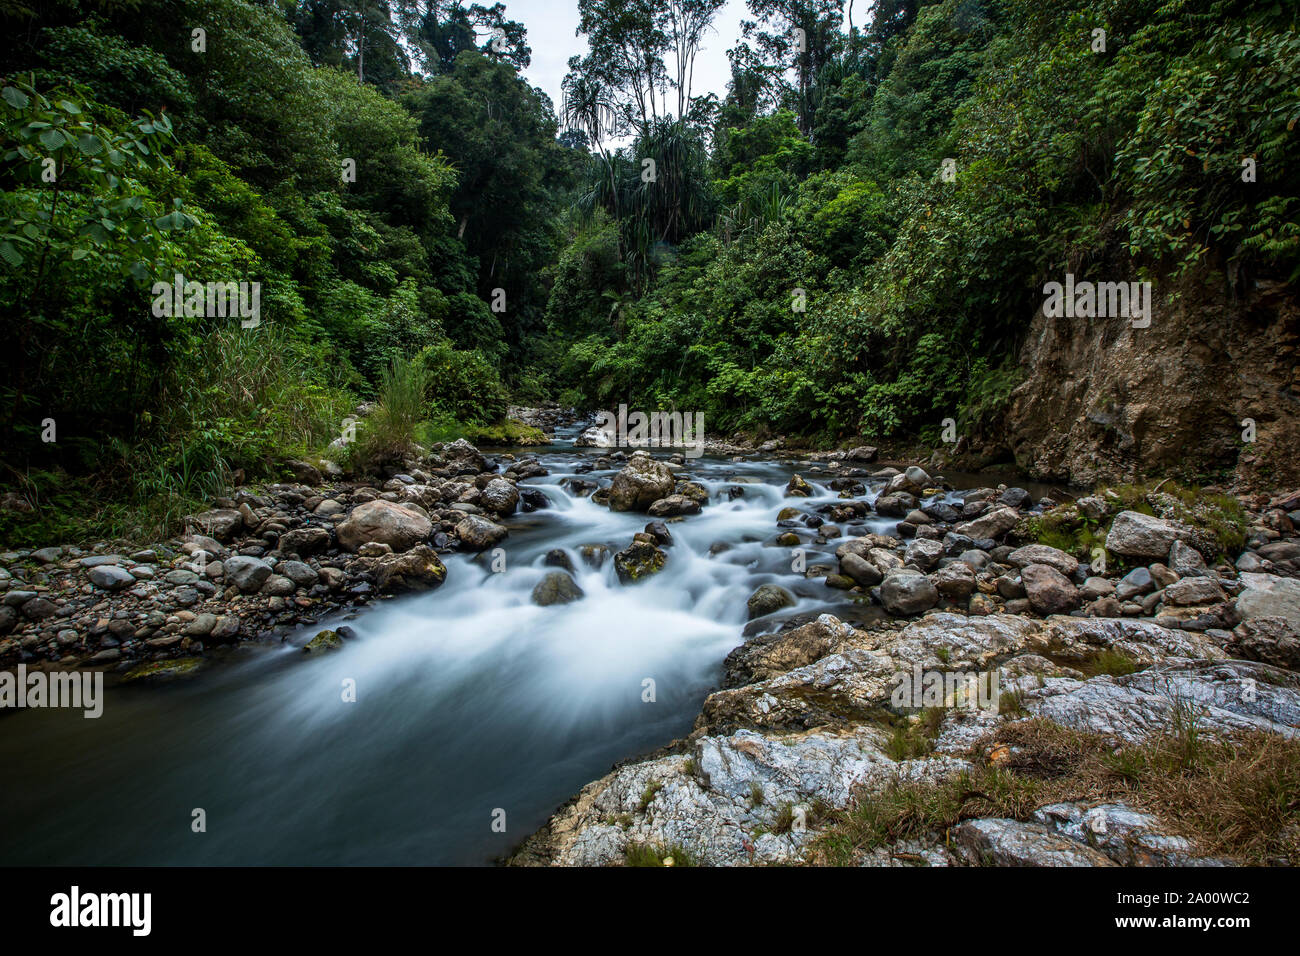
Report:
500,0,751,118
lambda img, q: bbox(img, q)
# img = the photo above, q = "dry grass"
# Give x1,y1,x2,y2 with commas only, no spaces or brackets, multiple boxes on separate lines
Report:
811,715,1300,866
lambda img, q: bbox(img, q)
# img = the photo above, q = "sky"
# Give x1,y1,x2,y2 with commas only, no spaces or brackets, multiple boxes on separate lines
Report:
499,0,751,119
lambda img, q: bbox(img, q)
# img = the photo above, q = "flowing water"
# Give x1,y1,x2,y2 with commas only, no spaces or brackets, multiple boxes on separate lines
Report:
0,435,1058,865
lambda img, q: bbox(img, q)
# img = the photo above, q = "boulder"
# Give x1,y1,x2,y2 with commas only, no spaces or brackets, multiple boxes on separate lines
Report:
1162,577,1226,607
454,514,509,551
1021,563,1080,615
374,545,448,593
1008,544,1079,577
337,500,432,553
277,526,331,557
1105,510,1189,560
955,506,1020,539
647,495,702,517
608,454,676,512
879,569,939,616
190,508,243,542
785,475,813,497
747,584,795,620
532,571,584,606
480,478,520,517
614,538,667,582
224,555,273,594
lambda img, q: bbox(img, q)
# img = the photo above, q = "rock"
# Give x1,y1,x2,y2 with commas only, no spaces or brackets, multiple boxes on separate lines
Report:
1008,544,1079,577
210,615,241,642
1021,564,1080,615
873,493,916,518
723,615,852,687
953,819,1118,867
1032,802,1222,866
614,539,666,583
480,478,520,517
1105,510,1191,560
314,499,345,517
337,500,433,553
261,574,295,596
190,508,243,542
520,487,550,511
1114,567,1154,601
304,629,343,653
845,446,877,462
374,545,448,593
607,454,676,512
122,658,206,683
357,542,392,557
1168,539,1208,577
885,466,930,496
454,514,508,551
532,571,584,606
543,549,575,572
955,507,1020,539
284,459,322,485
21,598,57,620
880,569,939,616
998,488,1032,510
30,546,62,563
1162,577,1226,607
88,565,135,591
441,438,489,472
647,495,701,517
1079,576,1115,600
1235,573,1300,631
903,538,943,571
223,555,273,594
839,553,883,588
747,584,795,620
1149,562,1179,589
643,521,673,546
785,475,813,497
933,563,977,600
1228,617,1300,671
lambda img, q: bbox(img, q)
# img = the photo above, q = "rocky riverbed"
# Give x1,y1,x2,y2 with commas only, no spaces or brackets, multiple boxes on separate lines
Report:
3,436,1298,866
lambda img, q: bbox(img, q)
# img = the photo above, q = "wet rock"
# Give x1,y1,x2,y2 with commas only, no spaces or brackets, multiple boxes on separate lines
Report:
839,553,883,588
337,500,433,553
374,546,447,593
643,521,673,546
647,495,701,517
614,538,666,583
785,474,813,497
454,514,508,551
532,571,584,606
747,584,795,620
998,487,1032,510
543,548,575,572
303,629,343,653
520,488,549,511
608,453,676,512
480,478,520,517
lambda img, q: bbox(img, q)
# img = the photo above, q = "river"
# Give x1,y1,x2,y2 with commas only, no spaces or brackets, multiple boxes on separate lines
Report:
0,433,1057,864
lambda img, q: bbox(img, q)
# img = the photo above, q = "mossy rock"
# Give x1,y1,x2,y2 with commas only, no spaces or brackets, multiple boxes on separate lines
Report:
122,657,206,683
304,629,343,653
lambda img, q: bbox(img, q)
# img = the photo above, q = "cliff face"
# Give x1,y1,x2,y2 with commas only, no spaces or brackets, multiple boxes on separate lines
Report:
997,270,1299,490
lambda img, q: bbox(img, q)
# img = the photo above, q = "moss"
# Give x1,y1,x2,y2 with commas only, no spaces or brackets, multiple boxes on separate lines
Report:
122,657,206,682
303,629,343,653
624,842,698,867
462,419,548,446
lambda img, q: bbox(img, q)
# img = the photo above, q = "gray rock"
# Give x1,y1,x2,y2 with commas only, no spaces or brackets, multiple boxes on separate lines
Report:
955,506,1020,540
88,565,135,591
1168,539,1208,577
337,500,432,553
953,818,1118,867
480,478,520,517
1105,510,1190,560
454,514,509,551
1162,576,1226,607
279,560,318,587
1115,567,1154,601
223,555,273,593
1008,544,1079,577
880,570,939,616
532,571,584,606
608,453,676,512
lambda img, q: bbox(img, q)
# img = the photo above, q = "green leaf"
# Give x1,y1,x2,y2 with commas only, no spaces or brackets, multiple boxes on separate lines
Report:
2,87,30,109
0,241,22,266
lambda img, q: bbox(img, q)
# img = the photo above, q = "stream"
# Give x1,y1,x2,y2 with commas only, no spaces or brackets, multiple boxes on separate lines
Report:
0,432,1058,865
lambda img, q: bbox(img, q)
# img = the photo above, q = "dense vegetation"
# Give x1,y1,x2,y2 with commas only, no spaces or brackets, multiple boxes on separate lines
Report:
1,0,1295,542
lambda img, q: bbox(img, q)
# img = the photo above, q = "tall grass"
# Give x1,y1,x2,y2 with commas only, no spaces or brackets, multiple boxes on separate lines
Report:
345,354,431,470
